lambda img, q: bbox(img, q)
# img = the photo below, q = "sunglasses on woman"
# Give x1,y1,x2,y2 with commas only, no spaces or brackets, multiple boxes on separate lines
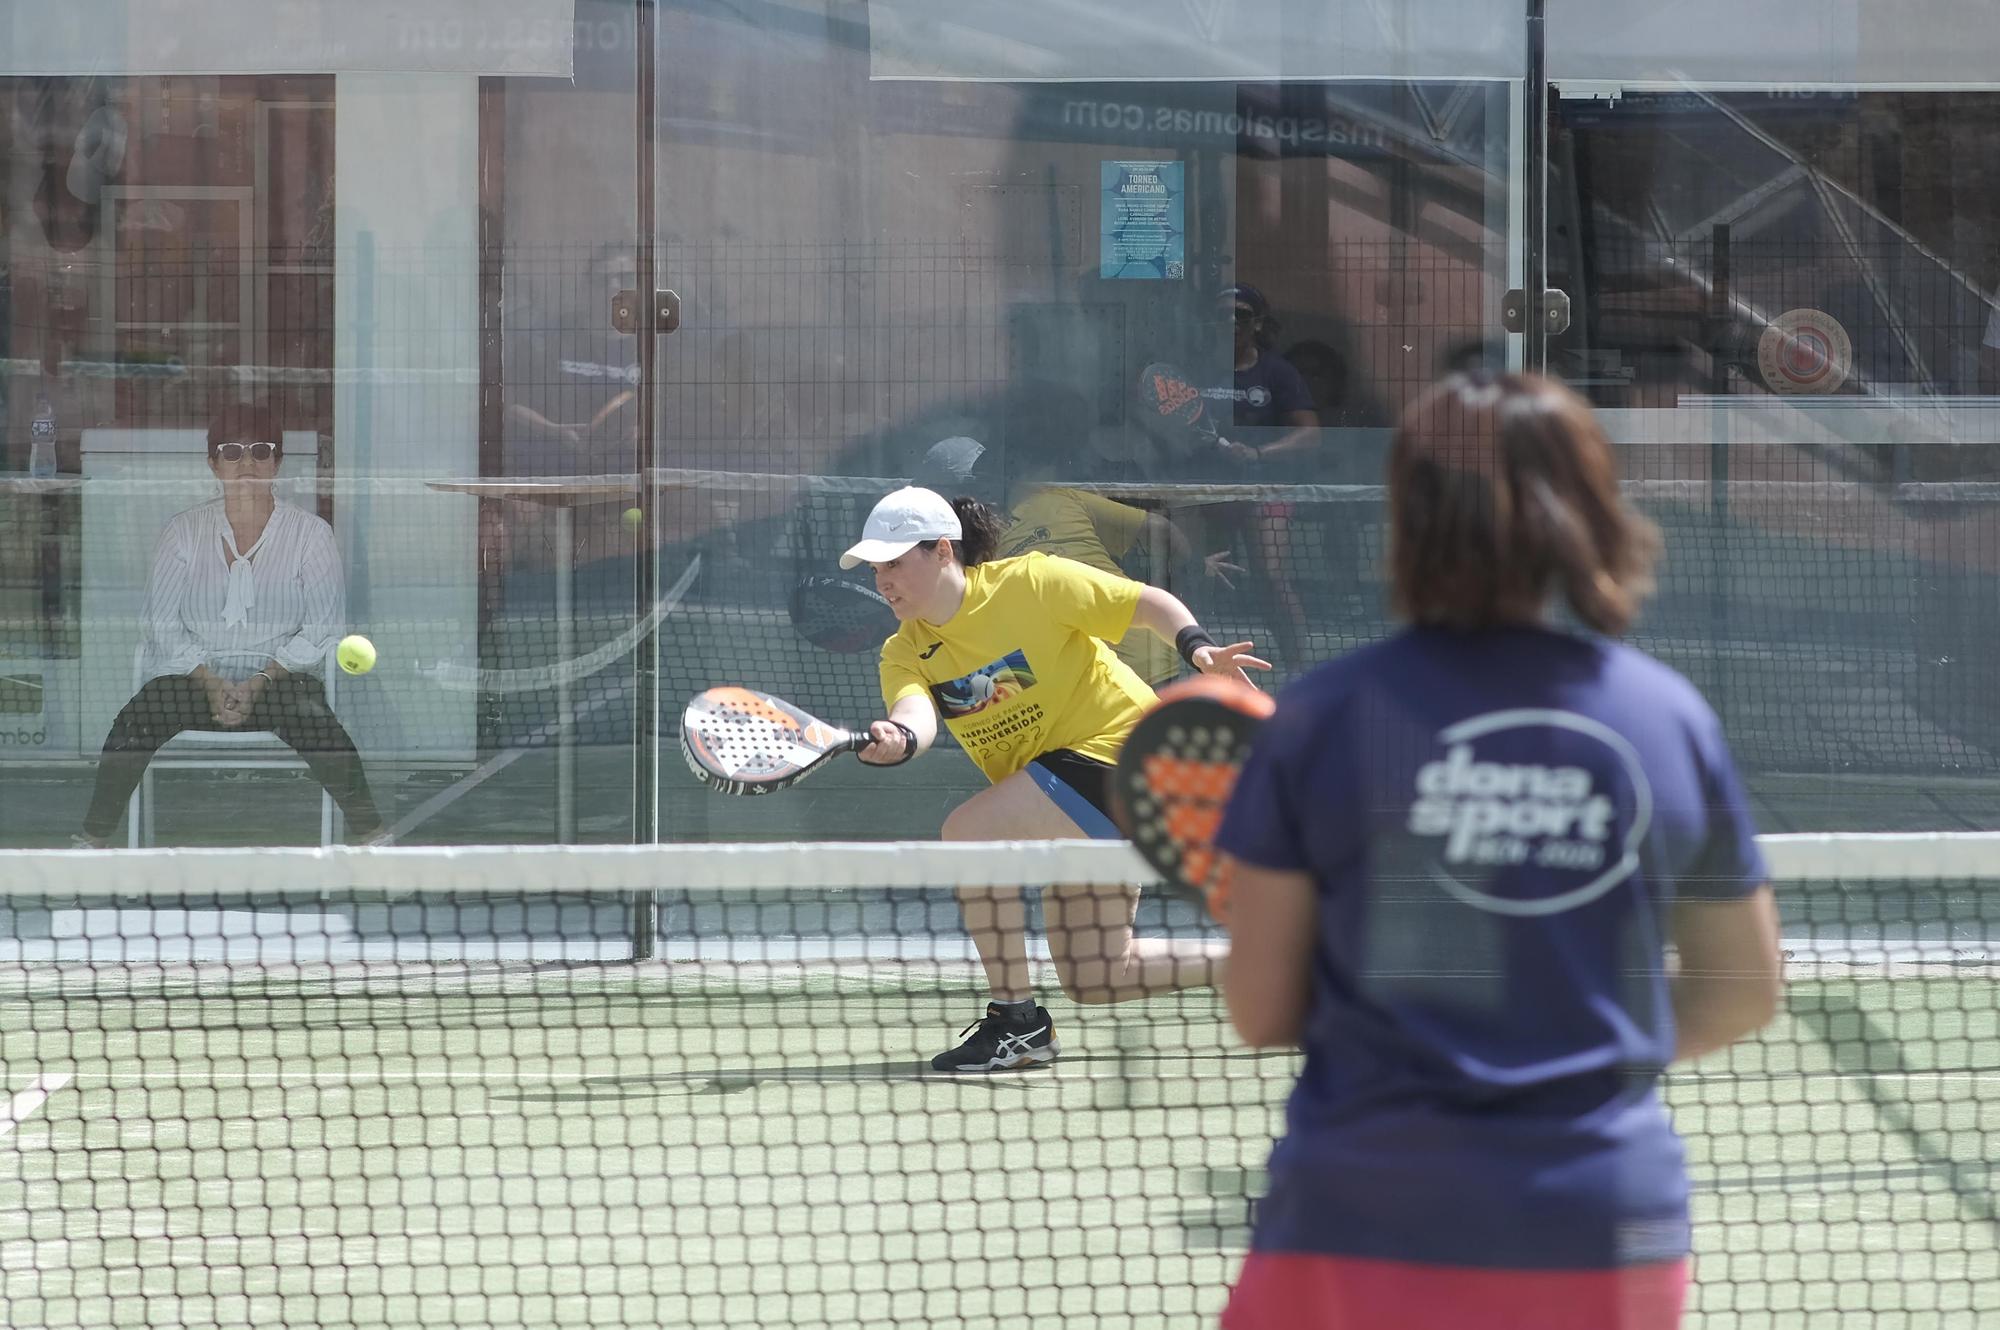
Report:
213,441,279,462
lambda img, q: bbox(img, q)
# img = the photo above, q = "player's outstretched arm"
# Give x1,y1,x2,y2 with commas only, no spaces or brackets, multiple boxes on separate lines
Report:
859,695,937,766
1142,513,1243,588
1129,585,1273,685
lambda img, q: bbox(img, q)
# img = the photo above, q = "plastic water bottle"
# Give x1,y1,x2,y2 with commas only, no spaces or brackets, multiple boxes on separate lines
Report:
28,393,56,477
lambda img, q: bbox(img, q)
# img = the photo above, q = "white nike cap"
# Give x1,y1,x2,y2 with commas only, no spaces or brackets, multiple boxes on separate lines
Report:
840,486,962,569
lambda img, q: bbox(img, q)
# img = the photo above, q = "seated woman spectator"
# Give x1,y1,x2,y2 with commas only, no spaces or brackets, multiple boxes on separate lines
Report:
74,402,386,846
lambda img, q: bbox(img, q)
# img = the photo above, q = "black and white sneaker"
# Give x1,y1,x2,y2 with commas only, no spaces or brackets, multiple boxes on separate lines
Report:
930,1002,1060,1072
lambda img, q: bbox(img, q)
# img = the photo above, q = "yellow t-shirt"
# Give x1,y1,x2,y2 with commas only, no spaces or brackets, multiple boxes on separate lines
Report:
997,487,1179,686
880,552,1156,783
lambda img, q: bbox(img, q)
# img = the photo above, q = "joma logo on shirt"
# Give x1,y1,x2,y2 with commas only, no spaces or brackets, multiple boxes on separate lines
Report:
1408,743,1614,869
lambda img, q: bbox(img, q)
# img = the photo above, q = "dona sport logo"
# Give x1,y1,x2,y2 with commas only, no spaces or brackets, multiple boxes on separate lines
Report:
1407,709,1652,917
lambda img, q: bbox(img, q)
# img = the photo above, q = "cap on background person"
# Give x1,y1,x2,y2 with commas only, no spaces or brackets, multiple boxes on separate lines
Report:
914,435,986,493
1219,284,1270,318
918,432,1021,503
840,486,963,568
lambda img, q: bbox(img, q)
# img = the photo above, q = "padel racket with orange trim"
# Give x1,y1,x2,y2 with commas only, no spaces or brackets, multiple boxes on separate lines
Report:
682,686,870,795
1137,360,1222,448
1113,675,1275,924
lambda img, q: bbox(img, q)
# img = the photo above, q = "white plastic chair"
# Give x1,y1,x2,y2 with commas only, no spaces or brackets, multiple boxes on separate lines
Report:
125,645,341,847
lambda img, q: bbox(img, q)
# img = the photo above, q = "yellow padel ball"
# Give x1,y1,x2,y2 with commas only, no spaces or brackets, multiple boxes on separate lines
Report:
336,634,377,675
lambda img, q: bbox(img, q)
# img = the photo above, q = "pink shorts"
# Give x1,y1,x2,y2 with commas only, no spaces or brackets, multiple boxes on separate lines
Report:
1223,1252,1690,1330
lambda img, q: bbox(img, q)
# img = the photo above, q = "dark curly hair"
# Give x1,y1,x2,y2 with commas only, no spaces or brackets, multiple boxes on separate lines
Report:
920,496,1008,567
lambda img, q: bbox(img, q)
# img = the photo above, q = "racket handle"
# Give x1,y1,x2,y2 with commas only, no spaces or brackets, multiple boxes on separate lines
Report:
846,720,915,762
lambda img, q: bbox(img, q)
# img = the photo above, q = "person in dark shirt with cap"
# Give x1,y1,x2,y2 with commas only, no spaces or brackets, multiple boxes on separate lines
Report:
1205,283,1320,673
1215,372,1783,1330
1209,283,1319,467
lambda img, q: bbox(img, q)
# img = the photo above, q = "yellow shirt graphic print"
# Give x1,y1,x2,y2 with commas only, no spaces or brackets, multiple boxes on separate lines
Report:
879,552,1155,783
931,648,1038,721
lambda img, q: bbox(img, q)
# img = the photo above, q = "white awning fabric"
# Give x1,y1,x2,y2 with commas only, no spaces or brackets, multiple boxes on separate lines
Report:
1553,1,2000,91
869,1,1524,84
0,0,574,78
870,0,2000,91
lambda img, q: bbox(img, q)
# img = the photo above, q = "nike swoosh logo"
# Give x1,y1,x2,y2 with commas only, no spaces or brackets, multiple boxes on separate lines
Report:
919,642,942,659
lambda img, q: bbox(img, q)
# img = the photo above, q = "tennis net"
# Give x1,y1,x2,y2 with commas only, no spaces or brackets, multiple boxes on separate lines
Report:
1,834,1995,1328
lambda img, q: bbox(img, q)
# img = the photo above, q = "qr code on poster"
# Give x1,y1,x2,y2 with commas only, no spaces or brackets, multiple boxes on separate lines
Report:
1166,261,1185,279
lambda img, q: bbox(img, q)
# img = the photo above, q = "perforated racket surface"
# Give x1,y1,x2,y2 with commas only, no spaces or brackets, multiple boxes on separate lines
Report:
1113,675,1275,923
1137,360,1221,445
682,686,868,795
789,576,897,654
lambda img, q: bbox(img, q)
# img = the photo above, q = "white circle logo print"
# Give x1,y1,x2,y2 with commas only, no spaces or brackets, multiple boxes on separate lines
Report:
1406,709,1653,917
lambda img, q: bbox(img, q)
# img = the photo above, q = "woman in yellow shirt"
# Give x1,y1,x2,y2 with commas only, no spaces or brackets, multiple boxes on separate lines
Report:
842,485,1268,1072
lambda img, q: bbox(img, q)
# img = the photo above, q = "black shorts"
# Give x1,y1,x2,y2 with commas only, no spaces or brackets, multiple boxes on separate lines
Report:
1024,748,1120,839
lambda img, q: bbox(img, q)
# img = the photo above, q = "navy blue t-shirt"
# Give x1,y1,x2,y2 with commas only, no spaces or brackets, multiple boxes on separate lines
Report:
1215,625,1767,1271
1204,350,1313,429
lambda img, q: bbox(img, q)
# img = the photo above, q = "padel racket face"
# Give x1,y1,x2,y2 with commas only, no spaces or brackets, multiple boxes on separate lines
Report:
682,686,866,795
789,575,898,654
1113,676,1275,923
1138,361,1219,443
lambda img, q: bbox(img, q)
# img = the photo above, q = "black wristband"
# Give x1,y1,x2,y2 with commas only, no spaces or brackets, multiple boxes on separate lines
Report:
1176,625,1217,669
881,720,919,766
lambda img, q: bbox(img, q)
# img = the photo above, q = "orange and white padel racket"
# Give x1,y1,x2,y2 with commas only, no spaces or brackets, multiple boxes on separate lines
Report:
1113,675,1275,925
1137,360,1223,449
681,686,870,796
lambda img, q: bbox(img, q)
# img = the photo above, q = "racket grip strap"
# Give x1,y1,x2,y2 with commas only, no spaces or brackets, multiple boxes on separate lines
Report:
865,720,920,766
1175,625,1217,669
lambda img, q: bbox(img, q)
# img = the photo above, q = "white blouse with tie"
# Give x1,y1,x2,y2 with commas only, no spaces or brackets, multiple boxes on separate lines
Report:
141,498,346,682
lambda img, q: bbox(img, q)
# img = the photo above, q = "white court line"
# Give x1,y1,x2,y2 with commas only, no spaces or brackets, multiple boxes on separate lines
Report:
78,1066,2000,1088
101,1069,599,1084
86,1067,1177,1087
0,1072,71,1140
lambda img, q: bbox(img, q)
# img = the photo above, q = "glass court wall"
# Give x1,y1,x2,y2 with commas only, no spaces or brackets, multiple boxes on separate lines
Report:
4,2,2000,848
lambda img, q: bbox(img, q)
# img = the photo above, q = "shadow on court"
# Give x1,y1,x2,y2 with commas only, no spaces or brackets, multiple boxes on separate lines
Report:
498,1047,1288,1102
1796,987,2000,1226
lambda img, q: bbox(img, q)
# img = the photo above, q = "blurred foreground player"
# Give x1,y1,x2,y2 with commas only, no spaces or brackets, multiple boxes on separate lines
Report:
1216,372,1783,1329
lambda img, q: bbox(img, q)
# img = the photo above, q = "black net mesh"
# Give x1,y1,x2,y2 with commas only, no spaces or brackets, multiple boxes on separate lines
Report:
0,839,1993,1327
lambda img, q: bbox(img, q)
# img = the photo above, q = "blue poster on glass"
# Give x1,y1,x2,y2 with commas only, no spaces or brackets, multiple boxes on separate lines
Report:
1100,160,1185,280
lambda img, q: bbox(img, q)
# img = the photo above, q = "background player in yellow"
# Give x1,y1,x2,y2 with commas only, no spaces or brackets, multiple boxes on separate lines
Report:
916,435,1241,687
841,484,1268,1071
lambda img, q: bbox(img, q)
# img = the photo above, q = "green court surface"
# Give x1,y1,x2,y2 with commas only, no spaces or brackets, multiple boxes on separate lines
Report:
2,974,1996,1330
